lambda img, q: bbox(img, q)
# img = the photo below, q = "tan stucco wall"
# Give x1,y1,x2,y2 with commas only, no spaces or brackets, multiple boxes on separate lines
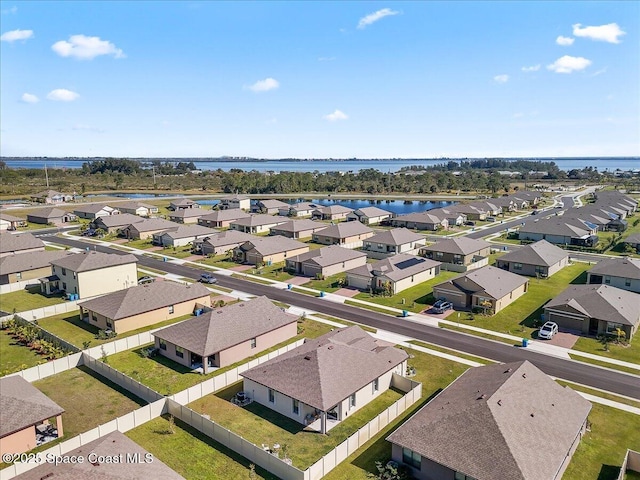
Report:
0,427,36,455
58,263,138,299
246,246,309,265
490,282,528,313
6,265,52,284
378,267,438,295
218,322,298,367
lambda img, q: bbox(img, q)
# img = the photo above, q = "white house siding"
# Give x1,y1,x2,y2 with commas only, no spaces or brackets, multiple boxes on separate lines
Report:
586,274,640,294
52,263,137,299
347,273,374,291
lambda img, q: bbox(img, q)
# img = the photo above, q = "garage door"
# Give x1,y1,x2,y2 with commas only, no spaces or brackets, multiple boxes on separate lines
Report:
547,312,585,333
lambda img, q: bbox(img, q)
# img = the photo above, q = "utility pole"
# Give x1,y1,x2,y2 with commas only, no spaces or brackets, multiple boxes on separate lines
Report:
45,163,50,188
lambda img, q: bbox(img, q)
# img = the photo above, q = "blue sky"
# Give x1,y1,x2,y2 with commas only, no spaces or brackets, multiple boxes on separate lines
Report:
1,1,638,158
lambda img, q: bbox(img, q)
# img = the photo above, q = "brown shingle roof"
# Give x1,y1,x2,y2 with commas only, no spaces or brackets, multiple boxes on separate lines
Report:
289,245,367,267
154,296,297,356
497,240,568,267
241,325,408,411
196,230,255,248
436,265,528,299
0,250,69,275
422,237,490,255
51,251,138,273
198,209,251,222
313,221,373,239
365,228,425,246
347,253,440,282
0,231,44,255
231,214,288,227
1,376,65,437
387,361,591,480
78,281,210,320
238,236,308,256
95,213,145,228
14,431,185,479
26,207,70,220
270,219,328,233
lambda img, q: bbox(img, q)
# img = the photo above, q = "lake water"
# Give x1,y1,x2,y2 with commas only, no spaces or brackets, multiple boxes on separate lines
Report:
4,158,639,173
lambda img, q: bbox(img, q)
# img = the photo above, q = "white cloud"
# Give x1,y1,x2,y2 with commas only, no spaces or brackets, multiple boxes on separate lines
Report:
21,93,39,103
521,64,541,72
546,55,592,74
246,77,279,92
572,23,625,44
51,34,125,60
357,8,399,29
494,74,509,84
556,35,574,46
47,89,80,101
1,6,17,15
1,29,33,42
323,110,348,122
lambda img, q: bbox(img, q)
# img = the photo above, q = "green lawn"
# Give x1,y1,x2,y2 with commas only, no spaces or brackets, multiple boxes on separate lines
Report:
157,246,194,259
0,285,66,313
34,366,146,440
0,329,46,375
304,273,348,293
126,416,278,480
570,337,640,370
196,255,239,269
353,271,460,313
444,263,591,339
106,318,334,395
125,238,155,250
37,312,195,349
555,380,640,409
562,404,640,480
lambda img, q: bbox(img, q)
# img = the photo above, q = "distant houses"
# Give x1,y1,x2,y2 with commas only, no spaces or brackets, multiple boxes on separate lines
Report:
346,206,394,225
496,240,569,278
73,204,120,220
198,209,251,228
229,214,288,234
26,207,76,226
311,222,374,248
219,194,251,211
269,220,328,240
0,231,45,258
30,190,73,204
420,237,490,272
286,245,368,278
169,198,200,211
115,201,159,217
362,228,426,259
167,208,210,224
233,236,309,265
391,212,448,231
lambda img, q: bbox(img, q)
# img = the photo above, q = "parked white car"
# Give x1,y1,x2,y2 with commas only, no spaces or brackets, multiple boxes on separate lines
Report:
538,321,559,340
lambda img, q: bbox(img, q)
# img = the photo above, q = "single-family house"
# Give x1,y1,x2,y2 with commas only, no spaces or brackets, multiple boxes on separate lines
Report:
152,224,217,248
450,204,489,221
198,209,251,228
593,191,638,215
26,207,76,226
346,206,394,225
387,360,591,480
0,213,26,231
0,376,64,456
73,204,120,220
518,217,599,247
346,253,441,295
121,218,178,240
241,325,408,434
252,199,290,215
311,205,354,221
193,230,255,256
279,202,318,218
12,431,185,480
0,232,45,258
79,281,211,334
586,257,640,293
40,251,138,298
93,213,145,234
169,198,200,210
472,200,502,216
233,236,309,265
569,207,627,232
115,201,159,217
0,250,69,285
420,237,491,272
219,194,251,211
30,190,73,204
229,214,288,234
153,296,298,373
167,207,210,224
269,219,328,239
391,212,449,231
623,233,640,253
311,221,374,248
429,208,466,226
544,284,640,339
496,240,569,278
432,265,529,314
362,228,426,259
286,245,368,278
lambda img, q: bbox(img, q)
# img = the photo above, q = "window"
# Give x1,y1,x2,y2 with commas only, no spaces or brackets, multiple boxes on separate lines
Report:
72,272,76,279
625,278,631,287
16,272,22,280
92,314,97,322
436,251,443,258
168,305,174,314
606,322,624,334
62,282,67,291
372,378,379,393
250,338,257,349
402,448,421,469
454,473,477,480
604,276,611,285
268,389,275,403
61,268,66,276
159,339,167,350
175,346,184,358
349,393,356,409
106,321,113,329
292,399,299,415
513,262,523,270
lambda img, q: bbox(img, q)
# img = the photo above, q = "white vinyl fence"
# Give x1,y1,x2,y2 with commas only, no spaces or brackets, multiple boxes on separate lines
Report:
0,300,81,323
0,279,40,295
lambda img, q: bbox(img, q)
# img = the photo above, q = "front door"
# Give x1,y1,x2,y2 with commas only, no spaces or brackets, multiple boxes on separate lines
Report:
588,317,599,335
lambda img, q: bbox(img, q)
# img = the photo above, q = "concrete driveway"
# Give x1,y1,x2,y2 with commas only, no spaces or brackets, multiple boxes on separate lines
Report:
534,330,580,349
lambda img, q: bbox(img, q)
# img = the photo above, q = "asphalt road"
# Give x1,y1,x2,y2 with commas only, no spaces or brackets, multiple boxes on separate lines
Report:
50,235,640,400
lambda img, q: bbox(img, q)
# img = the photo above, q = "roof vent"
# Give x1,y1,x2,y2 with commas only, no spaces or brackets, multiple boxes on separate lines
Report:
530,413,534,418
327,345,334,350
504,368,512,374
477,394,486,400
217,311,223,314
522,373,527,378
39,474,53,480
497,399,502,406
239,304,245,307
304,355,311,360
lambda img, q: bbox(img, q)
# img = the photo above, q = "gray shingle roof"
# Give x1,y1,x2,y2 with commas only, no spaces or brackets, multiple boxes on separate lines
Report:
196,230,255,247
168,208,210,219
26,207,69,220
114,201,156,210
351,206,393,217
128,218,178,232
436,265,528,299
78,281,210,320
257,199,289,209
0,231,44,254
73,204,114,214
347,253,441,282
0,250,70,275
270,219,327,233
238,236,308,256
624,233,640,246
393,212,445,224
51,251,138,273
198,209,251,222
241,325,408,411
13,430,185,480
170,198,198,207
1,376,65,437
519,218,592,237
545,284,640,326
365,228,425,246
422,237,490,256
313,205,354,215
588,257,640,280
313,221,373,239
497,240,569,267
154,296,297,356
160,224,216,240
289,245,367,267
0,213,25,222
387,361,591,480
231,214,288,227
94,213,145,228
